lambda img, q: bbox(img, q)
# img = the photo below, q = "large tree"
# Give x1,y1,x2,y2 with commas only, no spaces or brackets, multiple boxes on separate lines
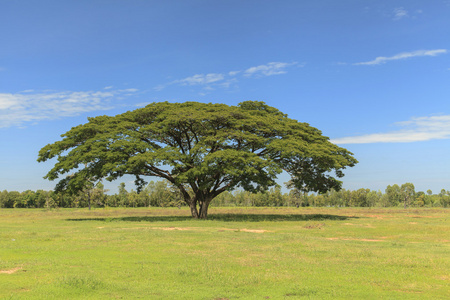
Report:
38,101,357,218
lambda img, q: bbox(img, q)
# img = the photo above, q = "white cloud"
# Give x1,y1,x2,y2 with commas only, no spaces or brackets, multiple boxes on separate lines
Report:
153,84,166,92
155,61,298,92
244,62,297,77
354,49,447,65
218,78,238,89
135,102,151,107
0,88,138,128
124,88,138,92
228,71,240,76
177,73,225,86
393,7,408,20
331,115,450,144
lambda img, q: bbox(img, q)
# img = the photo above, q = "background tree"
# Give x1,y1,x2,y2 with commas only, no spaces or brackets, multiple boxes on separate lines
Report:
91,182,108,207
145,180,184,207
38,101,357,219
350,188,370,207
117,183,128,207
0,190,8,208
287,187,304,207
400,183,415,209
77,180,95,210
415,191,426,207
385,184,402,207
326,189,342,207
437,189,449,207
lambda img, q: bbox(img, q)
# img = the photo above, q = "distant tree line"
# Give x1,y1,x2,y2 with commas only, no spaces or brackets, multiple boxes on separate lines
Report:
0,181,448,209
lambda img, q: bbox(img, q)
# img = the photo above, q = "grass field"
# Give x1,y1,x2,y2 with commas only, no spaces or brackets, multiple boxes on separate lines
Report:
0,207,449,299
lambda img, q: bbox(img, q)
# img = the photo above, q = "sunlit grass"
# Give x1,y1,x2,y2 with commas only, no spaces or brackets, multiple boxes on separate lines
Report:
0,207,449,299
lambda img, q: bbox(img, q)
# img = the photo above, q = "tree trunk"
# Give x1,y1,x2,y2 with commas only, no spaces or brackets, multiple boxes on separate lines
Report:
181,186,218,219
189,203,199,218
187,198,212,219
198,200,210,219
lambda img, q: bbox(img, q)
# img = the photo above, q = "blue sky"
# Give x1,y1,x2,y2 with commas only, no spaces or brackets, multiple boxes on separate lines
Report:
1,0,450,194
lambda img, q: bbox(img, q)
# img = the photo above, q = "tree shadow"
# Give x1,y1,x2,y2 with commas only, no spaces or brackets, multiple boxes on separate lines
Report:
67,213,356,223
210,213,356,222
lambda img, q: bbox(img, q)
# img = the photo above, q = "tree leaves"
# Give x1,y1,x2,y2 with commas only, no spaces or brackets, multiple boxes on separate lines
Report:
38,101,357,217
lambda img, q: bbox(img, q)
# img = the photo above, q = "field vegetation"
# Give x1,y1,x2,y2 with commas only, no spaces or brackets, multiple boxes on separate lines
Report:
1,180,448,209
1,207,448,299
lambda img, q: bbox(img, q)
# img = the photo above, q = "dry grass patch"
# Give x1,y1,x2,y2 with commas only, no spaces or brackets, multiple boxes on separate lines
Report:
218,228,271,233
0,267,22,274
153,227,191,231
326,237,385,242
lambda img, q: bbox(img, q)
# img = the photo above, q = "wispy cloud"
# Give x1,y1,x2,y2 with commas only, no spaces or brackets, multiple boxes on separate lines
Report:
244,62,297,77
393,7,408,20
177,73,225,86
0,88,138,128
331,115,450,144
155,61,298,92
354,49,447,65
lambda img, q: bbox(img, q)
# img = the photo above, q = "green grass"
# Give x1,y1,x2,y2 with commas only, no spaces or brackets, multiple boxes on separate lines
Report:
0,207,449,299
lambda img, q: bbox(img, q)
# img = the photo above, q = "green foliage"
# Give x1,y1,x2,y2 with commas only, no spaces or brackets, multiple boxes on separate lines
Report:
385,184,402,206
1,182,449,209
37,101,357,218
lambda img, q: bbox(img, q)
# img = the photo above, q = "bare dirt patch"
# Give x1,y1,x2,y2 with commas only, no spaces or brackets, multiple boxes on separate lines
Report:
118,226,271,233
366,215,385,219
0,267,22,274
218,228,271,233
117,226,192,231
343,222,375,228
152,227,191,231
240,229,271,233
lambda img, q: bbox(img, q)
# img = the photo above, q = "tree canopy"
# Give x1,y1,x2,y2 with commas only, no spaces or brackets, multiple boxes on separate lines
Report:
38,101,357,218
